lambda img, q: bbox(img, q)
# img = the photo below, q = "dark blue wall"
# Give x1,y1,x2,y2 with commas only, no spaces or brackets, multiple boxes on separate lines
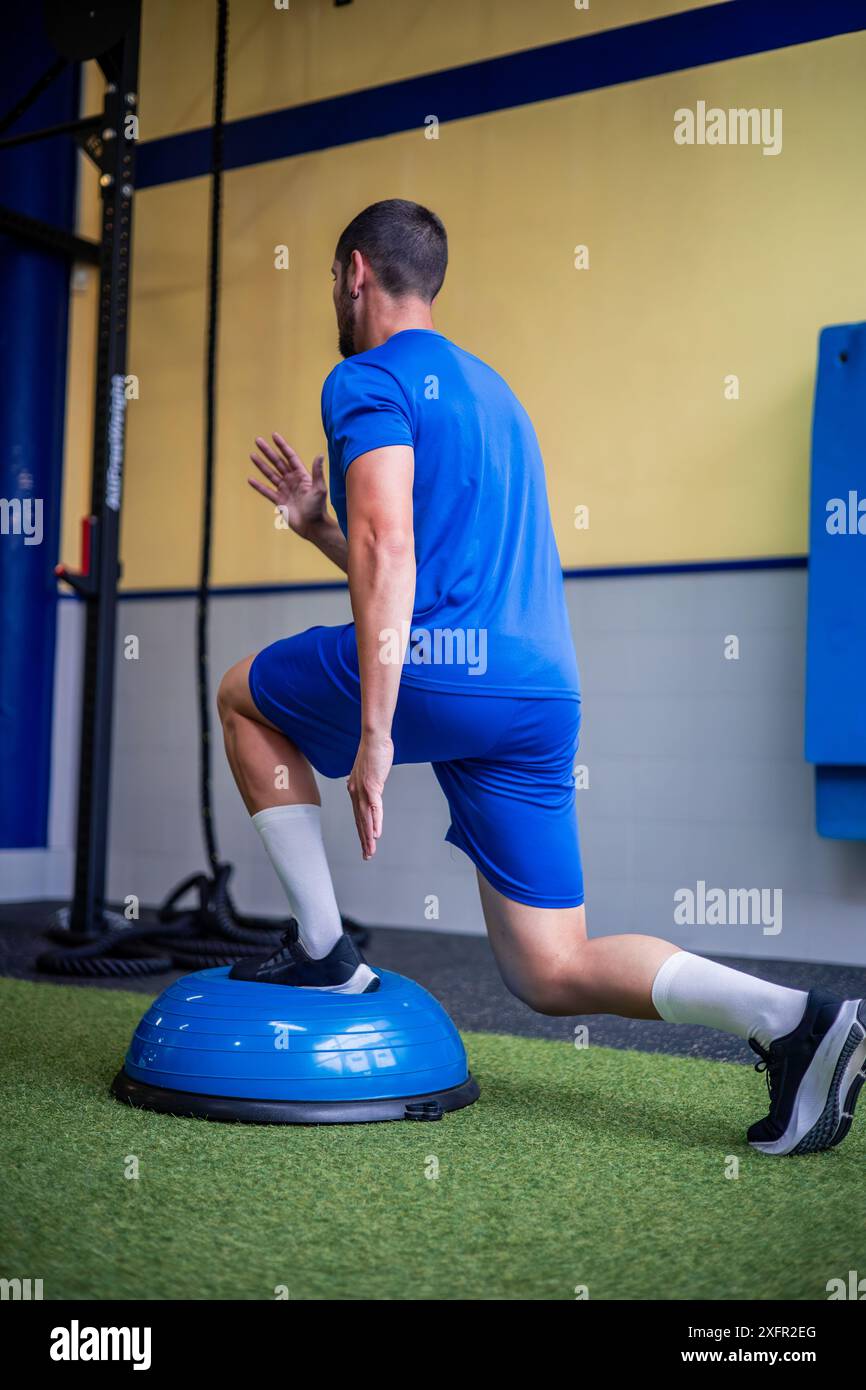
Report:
0,15,80,847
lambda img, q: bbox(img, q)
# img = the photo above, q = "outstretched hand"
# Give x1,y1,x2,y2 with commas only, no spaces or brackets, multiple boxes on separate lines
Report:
347,732,394,859
248,433,328,538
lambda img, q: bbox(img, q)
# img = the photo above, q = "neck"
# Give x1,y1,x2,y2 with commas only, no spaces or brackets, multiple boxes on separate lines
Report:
359,296,434,352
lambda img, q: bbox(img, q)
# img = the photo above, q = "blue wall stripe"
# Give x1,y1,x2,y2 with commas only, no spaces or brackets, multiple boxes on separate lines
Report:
561,555,808,581
137,0,866,189
57,555,808,603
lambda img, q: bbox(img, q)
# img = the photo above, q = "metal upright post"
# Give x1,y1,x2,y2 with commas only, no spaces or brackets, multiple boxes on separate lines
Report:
67,10,141,933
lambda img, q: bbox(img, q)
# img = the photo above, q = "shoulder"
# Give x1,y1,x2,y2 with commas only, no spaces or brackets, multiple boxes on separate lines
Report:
321,351,411,419
450,340,513,392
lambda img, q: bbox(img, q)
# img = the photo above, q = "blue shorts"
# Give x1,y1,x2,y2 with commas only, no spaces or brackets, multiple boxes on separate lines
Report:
249,624,583,909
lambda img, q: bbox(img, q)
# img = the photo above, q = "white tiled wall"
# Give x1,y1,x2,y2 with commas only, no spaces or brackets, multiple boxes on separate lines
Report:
5,569,866,965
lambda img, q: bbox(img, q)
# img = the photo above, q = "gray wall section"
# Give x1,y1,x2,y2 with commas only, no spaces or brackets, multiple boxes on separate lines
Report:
4,568,866,964
106,585,473,935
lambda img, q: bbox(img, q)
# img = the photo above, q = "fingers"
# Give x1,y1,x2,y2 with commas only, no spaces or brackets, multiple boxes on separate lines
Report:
311,454,325,488
272,433,307,475
253,434,316,489
254,436,288,475
250,450,281,488
357,791,375,858
348,785,371,859
347,777,379,859
248,477,279,504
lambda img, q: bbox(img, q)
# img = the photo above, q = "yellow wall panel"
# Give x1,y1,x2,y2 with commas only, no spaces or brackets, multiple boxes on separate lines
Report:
138,0,723,139
59,62,105,579
120,178,211,587
115,29,866,588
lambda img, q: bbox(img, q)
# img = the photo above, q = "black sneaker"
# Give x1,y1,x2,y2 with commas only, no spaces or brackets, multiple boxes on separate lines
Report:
229,923,379,993
747,990,866,1156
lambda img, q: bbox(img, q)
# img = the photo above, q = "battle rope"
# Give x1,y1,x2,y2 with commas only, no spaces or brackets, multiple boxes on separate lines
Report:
197,0,228,875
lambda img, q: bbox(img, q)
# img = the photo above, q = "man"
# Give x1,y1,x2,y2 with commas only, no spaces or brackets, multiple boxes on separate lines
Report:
218,198,865,1155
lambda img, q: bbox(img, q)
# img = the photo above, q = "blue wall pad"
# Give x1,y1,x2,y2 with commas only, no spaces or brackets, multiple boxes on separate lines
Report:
0,19,79,847
805,323,866,838
816,768,866,841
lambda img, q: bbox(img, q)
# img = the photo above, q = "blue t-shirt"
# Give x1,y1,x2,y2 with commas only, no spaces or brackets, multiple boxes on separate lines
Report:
321,329,579,698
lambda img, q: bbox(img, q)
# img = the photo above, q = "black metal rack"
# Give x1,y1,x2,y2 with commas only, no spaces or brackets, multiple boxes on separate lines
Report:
0,2,142,935
6,2,365,974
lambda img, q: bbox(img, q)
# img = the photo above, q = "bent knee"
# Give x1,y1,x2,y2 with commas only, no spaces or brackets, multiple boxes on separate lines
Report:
507,970,578,1018
217,657,255,723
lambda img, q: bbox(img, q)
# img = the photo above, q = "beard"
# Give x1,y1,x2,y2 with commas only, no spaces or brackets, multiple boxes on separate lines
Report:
335,283,357,358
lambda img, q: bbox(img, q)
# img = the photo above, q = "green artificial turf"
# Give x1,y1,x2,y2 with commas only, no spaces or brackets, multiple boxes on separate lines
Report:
0,976,862,1300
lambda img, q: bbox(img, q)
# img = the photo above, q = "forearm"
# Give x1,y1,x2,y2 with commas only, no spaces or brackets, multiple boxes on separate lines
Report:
348,531,416,736
304,516,349,573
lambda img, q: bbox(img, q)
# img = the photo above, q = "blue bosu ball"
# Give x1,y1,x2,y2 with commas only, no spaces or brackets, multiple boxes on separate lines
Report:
111,966,479,1123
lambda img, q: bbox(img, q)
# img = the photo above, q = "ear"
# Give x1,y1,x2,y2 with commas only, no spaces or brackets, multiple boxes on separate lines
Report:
349,247,366,293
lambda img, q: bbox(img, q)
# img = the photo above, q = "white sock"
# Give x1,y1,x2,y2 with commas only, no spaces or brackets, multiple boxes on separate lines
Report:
651,950,808,1050
252,804,343,960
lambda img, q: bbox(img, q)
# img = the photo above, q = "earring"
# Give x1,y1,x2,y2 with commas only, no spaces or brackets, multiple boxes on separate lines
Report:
350,290,360,300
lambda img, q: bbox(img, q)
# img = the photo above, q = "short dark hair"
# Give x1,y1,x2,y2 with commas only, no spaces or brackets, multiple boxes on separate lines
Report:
335,199,447,302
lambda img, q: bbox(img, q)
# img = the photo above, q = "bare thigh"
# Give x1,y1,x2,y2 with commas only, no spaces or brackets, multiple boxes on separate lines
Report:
218,654,320,810
476,870,588,1014
218,654,281,727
